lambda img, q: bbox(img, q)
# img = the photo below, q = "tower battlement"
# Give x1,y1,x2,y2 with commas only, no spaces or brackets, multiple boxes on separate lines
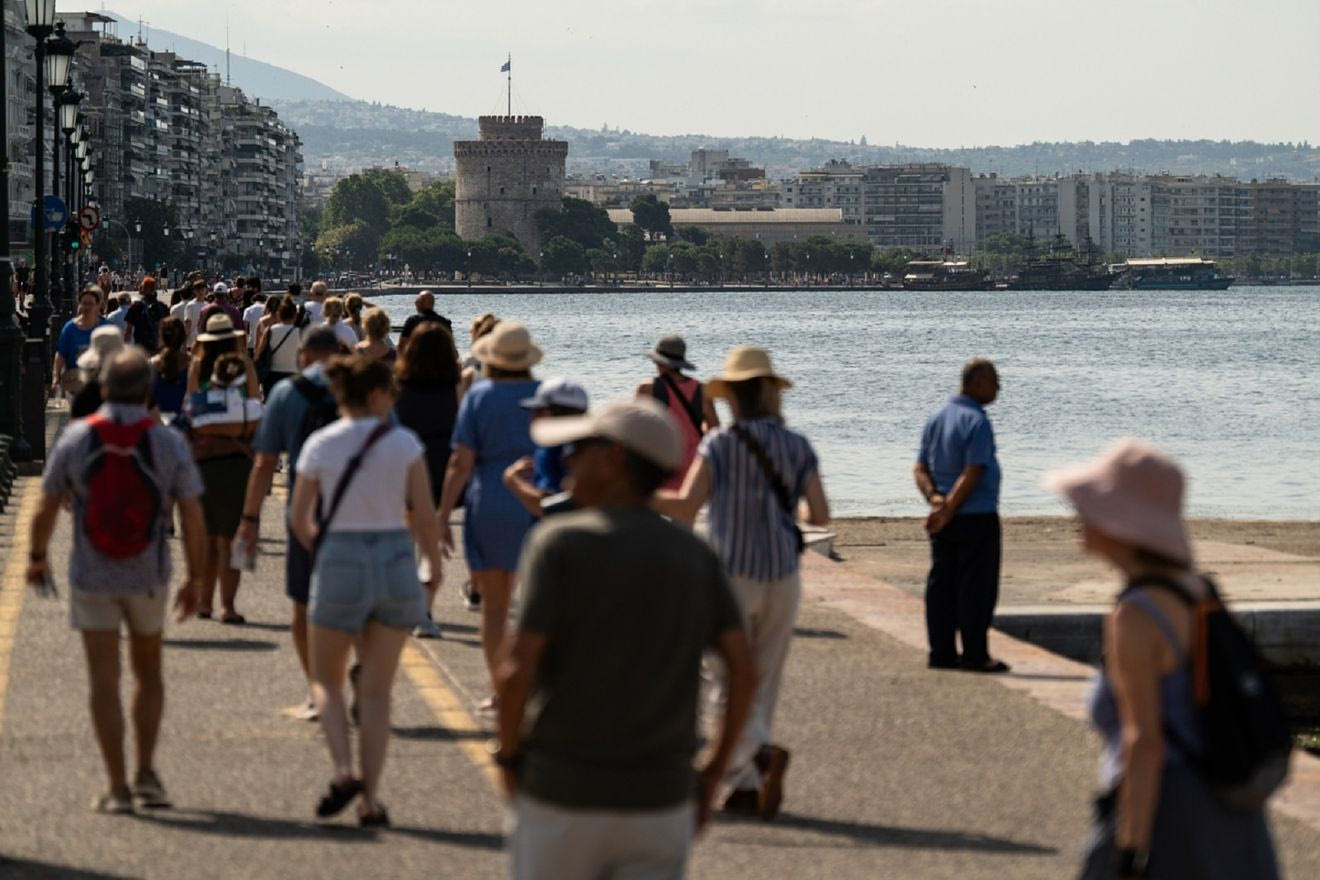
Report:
478,116,546,141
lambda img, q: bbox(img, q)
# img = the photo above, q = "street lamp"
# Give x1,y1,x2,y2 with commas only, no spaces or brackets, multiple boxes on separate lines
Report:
45,22,75,324
24,0,60,387
59,90,81,297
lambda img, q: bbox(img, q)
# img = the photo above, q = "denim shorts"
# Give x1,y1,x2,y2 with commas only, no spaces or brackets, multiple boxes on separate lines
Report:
309,530,426,634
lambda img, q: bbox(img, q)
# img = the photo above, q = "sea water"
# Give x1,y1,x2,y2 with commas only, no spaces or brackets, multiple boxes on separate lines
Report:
377,286,1320,519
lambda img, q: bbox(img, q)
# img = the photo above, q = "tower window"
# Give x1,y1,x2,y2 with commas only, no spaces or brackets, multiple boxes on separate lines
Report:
532,187,537,195
499,187,505,195
487,218,492,227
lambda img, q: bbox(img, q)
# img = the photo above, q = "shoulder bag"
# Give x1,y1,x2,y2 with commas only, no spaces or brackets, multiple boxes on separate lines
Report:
311,422,392,562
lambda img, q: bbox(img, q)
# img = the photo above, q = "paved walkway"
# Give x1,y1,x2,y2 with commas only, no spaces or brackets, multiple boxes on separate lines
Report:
2,469,1319,877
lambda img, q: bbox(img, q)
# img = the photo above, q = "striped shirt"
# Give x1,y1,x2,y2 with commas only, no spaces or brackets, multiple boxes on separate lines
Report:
698,417,818,581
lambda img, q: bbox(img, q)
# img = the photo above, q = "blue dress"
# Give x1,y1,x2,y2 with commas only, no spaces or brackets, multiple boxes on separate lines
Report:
452,378,540,571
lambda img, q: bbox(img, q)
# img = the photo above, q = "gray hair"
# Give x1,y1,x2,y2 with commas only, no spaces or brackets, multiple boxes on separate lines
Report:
961,357,996,388
100,349,152,404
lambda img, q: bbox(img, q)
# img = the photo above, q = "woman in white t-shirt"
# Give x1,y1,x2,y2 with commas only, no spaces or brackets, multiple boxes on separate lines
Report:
291,354,441,827
254,295,302,397
322,296,359,352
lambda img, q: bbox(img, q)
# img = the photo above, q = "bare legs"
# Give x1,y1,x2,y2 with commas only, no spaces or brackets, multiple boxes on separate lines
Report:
200,536,242,620
474,569,516,689
309,621,408,816
81,630,165,793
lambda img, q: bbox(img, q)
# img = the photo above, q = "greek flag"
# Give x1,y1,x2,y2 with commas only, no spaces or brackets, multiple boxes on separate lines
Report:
500,59,511,72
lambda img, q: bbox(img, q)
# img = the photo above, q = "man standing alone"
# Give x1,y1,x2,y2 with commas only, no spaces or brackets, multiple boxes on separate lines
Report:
26,349,206,812
913,358,1008,673
496,399,755,879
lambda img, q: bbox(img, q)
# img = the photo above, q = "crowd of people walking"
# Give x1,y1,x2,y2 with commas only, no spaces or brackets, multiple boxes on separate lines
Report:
23,271,1285,878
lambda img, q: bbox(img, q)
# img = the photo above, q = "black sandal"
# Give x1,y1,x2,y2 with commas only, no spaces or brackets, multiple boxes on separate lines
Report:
316,778,363,818
359,806,390,828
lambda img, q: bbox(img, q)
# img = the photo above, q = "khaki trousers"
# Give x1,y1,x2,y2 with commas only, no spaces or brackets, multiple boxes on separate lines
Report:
508,793,694,880
718,570,802,793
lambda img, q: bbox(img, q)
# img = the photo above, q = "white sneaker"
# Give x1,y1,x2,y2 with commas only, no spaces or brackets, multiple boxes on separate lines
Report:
92,786,135,814
132,768,172,809
291,699,319,722
461,581,481,612
412,616,442,639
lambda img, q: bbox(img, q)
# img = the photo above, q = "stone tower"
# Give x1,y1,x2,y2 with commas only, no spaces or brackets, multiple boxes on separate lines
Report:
453,116,568,256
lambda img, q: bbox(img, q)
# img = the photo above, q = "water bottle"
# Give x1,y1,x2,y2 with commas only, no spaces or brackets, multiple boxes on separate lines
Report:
229,536,257,572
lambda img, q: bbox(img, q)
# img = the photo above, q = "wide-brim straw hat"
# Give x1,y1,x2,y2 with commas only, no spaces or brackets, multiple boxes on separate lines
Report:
76,325,125,372
647,334,695,372
471,320,543,371
706,345,793,399
1045,437,1193,567
196,313,242,343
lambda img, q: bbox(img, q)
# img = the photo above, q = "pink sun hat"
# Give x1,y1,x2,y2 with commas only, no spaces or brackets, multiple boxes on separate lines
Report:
1044,437,1193,567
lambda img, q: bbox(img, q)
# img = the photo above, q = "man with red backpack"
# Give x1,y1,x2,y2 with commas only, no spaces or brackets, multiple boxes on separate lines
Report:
26,349,207,814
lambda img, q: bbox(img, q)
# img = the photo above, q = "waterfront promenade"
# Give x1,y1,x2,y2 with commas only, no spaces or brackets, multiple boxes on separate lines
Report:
2,460,1320,878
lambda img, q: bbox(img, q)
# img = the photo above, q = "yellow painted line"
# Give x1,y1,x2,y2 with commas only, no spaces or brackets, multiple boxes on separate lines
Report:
0,480,42,735
399,643,500,791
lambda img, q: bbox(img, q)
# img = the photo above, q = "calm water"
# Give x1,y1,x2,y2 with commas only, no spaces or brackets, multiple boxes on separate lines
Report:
374,286,1320,520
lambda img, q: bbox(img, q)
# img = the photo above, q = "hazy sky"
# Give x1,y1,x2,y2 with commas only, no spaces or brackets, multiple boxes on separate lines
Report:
110,0,1320,146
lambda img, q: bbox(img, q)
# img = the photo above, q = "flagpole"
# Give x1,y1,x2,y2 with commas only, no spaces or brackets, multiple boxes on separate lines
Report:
506,52,511,116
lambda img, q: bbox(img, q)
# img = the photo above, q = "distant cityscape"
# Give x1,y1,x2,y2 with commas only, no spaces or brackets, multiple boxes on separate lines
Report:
5,4,1319,282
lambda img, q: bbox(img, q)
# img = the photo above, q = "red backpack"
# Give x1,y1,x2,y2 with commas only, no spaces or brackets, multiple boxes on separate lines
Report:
82,415,163,559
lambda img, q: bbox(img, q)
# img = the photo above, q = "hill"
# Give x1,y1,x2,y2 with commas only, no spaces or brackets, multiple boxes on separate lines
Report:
270,100,1320,182
105,12,351,102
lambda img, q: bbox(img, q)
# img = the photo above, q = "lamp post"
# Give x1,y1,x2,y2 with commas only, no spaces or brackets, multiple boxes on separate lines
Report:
0,3,31,459
59,90,80,299
44,21,75,327
24,0,58,388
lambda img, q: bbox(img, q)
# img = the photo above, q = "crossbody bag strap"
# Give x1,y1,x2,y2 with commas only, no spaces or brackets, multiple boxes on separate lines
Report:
659,372,704,434
729,423,794,514
312,422,392,560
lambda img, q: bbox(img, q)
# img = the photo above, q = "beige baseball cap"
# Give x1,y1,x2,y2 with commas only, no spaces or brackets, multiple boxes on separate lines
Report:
531,397,682,474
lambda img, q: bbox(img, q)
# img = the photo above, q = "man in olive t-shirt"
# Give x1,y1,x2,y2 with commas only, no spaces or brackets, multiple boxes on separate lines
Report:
495,399,756,880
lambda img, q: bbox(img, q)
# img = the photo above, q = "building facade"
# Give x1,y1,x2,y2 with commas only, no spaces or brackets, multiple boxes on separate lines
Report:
38,12,303,277
453,116,567,254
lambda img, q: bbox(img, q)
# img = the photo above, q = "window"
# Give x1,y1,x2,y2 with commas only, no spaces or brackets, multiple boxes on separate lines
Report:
487,218,492,227
532,187,537,195
499,186,505,195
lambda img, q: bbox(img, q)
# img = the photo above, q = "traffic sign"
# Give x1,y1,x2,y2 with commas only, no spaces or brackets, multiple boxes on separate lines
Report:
78,205,101,231
30,195,68,231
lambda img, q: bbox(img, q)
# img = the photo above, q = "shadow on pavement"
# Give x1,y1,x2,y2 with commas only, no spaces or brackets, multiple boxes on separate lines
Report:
205,620,291,633
162,638,279,652
0,857,134,879
439,622,479,635
391,725,488,742
793,627,848,640
1009,672,1092,682
723,811,1058,855
137,809,503,850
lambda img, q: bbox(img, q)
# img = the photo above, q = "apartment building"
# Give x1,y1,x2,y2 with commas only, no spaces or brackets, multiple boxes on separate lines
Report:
54,11,302,276
4,0,36,245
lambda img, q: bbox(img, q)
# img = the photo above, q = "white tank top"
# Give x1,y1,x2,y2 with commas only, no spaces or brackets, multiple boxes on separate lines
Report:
267,324,301,373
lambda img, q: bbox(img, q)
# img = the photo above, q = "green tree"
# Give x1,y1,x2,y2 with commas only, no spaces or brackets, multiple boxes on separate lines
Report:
360,167,412,207
542,236,588,277
406,180,456,229
536,197,617,250
629,194,673,241
123,197,180,269
317,221,377,270
324,174,392,242
615,225,647,273
675,225,708,245
668,241,699,278
641,243,670,276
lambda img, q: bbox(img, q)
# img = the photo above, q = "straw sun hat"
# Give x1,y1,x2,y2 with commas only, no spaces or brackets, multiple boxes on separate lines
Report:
76,325,125,373
471,321,543,371
705,345,793,399
196,313,242,343
1045,437,1193,567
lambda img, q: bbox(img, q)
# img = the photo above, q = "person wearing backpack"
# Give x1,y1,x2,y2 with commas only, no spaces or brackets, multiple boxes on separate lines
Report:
654,345,830,822
1048,439,1281,880
25,349,206,814
236,326,343,719
635,334,720,490
123,276,170,353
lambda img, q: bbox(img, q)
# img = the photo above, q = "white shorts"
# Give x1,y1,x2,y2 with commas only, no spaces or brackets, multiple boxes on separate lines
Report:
70,588,169,635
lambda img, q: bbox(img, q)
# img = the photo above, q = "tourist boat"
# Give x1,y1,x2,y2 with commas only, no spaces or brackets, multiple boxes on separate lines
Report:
1121,258,1234,290
901,261,994,291
1006,254,1115,291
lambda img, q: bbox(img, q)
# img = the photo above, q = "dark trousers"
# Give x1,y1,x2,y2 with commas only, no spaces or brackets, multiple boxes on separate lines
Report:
925,512,1001,667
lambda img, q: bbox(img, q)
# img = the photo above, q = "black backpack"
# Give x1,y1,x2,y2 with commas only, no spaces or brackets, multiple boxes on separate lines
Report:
1129,574,1293,812
291,376,339,446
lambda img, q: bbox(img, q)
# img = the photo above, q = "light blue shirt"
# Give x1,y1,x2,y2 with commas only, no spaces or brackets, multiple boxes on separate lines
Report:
917,394,1001,515
252,362,328,499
